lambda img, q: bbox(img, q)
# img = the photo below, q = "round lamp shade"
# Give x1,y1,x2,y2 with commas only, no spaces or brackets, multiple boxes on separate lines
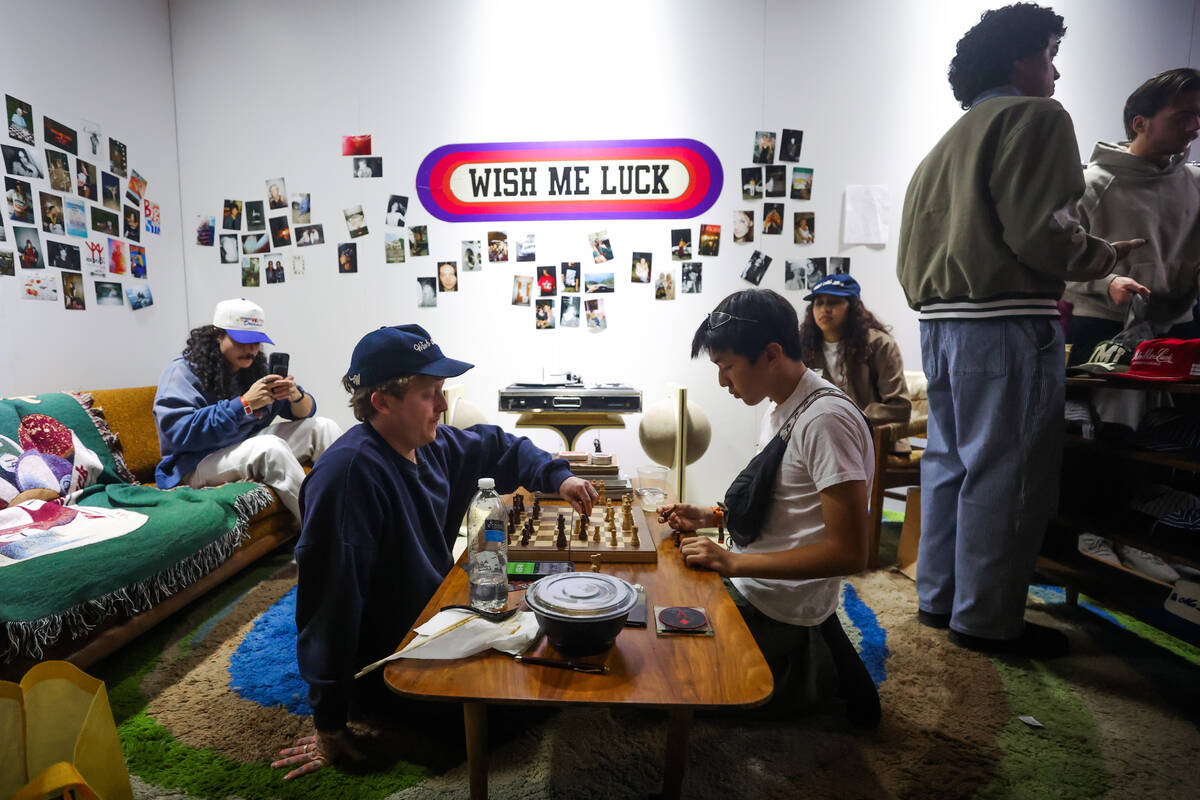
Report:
638,398,711,467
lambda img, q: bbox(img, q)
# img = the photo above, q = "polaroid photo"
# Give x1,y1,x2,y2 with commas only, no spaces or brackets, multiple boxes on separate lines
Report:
124,170,147,206
794,211,815,245
784,260,804,290
342,135,371,156
753,131,776,164
343,205,368,238
765,165,786,198
263,254,286,284
43,117,77,155
671,228,692,261
291,193,311,224
75,159,97,201
741,250,772,286
437,261,459,292
780,129,803,162
108,238,127,275
585,271,614,293
488,231,508,262
81,120,101,157
223,199,243,229
145,202,161,235
241,256,260,286
241,232,270,254
385,195,408,227
124,205,141,242
803,257,828,289
3,144,45,179
126,285,153,310
290,254,305,277
763,203,783,235
631,252,652,284
417,276,437,307
409,225,429,256
245,200,265,231
13,225,44,268
129,244,147,279
0,221,5,243
23,273,58,301
84,239,106,274
511,275,532,306
269,215,292,247
654,269,675,300
195,216,215,246
266,178,288,209
537,265,556,296
516,233,535,262
91,207,119,236
384,232,405,263
741,167,762,201
535,298,556,330
6,177,34,223
589,230,613,264
108,138,128,177
220,234,239,264
681,262,702,294
6,95,35,145
561,262,580,293
732,210,754,243
352,157,382,178
461,239,481,271
61,272,84,310
791,167,813,200
560,296,580,328
47,240,80,271
295,224,324,247
95,280,123,306
338,242,358,273
829,256,851,275
39,192,64,235
584,298,607,331
698,224,721,257
0,251,12,276
46,149,71,191
101,173,121,211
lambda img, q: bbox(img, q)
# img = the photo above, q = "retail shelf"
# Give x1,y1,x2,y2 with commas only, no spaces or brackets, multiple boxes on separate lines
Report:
1063,433,1200,472
1053,512,1200,571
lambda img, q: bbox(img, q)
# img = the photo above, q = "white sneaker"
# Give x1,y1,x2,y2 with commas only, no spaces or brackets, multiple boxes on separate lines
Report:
1077,533,1121,567
1114,544,1180,584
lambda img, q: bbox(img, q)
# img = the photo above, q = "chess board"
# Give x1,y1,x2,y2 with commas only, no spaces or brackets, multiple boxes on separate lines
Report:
507,500,657,564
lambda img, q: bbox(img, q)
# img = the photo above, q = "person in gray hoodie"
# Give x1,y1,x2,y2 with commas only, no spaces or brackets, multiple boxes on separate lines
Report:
1064,68,1200,364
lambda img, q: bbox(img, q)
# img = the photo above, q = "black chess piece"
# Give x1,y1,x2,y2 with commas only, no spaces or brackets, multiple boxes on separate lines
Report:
557,513,565,535
593,437,602,453
555,525,567,549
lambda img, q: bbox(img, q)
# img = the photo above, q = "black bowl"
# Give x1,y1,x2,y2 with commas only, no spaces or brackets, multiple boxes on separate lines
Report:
524,573,637,656
531,608,630,656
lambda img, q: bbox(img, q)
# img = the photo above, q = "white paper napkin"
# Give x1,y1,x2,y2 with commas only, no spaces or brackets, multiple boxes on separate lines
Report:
355,609,540,678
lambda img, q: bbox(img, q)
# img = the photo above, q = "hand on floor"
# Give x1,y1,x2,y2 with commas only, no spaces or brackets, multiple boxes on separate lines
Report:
271,728,366,780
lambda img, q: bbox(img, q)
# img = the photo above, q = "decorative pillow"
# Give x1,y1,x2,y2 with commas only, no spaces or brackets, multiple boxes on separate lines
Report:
70,393,137,485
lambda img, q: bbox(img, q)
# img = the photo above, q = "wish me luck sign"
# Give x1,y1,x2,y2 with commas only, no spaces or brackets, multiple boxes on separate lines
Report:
416,139,722,222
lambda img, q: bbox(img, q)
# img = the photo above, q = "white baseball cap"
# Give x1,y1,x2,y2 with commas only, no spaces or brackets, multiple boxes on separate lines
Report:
212,298,274,344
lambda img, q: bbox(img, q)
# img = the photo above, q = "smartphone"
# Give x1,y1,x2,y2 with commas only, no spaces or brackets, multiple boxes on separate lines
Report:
267,351,290,377
625,585,647,628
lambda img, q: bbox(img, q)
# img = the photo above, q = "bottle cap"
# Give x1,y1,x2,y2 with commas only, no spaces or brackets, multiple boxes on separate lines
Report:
478,477,495,490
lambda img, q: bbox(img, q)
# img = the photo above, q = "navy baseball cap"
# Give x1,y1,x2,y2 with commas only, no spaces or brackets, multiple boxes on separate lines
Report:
804,274,861,301
345,324,474,387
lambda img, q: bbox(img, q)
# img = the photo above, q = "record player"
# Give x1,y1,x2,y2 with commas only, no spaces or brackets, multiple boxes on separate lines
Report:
498,373,641,412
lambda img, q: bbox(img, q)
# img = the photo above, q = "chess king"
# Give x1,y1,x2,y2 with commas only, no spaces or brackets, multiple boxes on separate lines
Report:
274,324,596,779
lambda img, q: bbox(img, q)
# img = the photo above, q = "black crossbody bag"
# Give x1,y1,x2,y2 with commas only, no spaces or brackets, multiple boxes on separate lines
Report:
724,387,866,548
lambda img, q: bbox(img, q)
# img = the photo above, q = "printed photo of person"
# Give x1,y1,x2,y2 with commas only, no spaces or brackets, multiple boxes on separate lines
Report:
631,252,651,283
535,298,556,329
95,280,123,306
671,228,692,260
681,262,702,294
46,149,71,191
589,230,613,263
129,244,147,278
81,120,101,157
6,177,33,223
794,211,815,244
698,224,721,256
560,295,580,327
803,257,827,289
2,144,44,179
266,178,287,209
62,271,85,310
654,269,675,300
584,298,607,331
0,252,14,276
124,205,141,242
780,129,803,162
108,138,127,177
291,193,311,224
732,209,754,243
353,156,382,178
764,164,786,198
741,167,762,201
763,203,783,235
7,95,34,145
245,200,265,231
343,205,368,238
385,195,408,227
753,130,776,164
75,158,97,200
384,232,405,263
537,265,556,296
409,225,429,256
437,261,458,292
241,256,260,287
791,167,813,200
516,233,535,262
48,241,79,271
39,192,64,235
829,256,851,275
241,232,270,254
741,250,772,285
511,275,532,306
338,242,358,273
90,207,119,236
488,231,508,262
264,256,286,284
101,172,121,211
295,224,325,247
461,239,480,271
784,260,804,290
220,234,238,264
108,237,127,275
561,262,580,293
417,276,437,307
195,215,215,246
269,215,291,248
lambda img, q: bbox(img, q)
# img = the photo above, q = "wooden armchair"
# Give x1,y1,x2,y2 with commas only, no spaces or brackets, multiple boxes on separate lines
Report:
867,372,927,569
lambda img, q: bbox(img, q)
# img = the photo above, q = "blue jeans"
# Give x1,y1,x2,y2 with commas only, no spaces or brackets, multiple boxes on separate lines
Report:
917,318,1064,640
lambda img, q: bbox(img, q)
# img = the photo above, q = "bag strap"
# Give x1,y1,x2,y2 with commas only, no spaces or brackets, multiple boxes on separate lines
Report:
778,387,858,441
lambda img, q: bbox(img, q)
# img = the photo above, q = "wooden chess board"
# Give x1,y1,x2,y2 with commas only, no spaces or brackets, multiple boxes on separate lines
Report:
507,500,657,564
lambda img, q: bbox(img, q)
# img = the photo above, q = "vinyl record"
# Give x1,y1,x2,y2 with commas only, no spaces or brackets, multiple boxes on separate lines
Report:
658,606,707,630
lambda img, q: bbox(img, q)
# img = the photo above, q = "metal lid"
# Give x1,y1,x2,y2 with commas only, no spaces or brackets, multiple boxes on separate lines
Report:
524,573,637,620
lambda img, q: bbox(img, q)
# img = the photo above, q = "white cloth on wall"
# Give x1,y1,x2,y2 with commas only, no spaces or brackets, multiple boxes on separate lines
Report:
843,184,890,245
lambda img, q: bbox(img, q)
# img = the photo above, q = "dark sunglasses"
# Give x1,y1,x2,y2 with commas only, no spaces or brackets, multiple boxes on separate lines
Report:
707,311,759,329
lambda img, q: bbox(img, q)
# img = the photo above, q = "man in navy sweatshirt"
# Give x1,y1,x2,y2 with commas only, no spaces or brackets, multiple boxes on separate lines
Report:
274,324,597,779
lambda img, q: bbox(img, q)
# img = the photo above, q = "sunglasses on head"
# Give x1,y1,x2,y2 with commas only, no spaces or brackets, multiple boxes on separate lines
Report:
707,311,759,329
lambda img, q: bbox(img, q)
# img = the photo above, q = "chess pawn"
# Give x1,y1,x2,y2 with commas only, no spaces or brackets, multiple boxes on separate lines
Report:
630,524,640,547
609,527,618,547
592,522,601,542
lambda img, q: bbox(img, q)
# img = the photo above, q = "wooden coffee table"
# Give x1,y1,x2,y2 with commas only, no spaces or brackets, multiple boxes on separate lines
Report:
383,504,773,799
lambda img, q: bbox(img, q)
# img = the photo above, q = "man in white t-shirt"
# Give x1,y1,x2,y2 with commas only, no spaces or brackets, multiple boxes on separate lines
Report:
659,288,879,726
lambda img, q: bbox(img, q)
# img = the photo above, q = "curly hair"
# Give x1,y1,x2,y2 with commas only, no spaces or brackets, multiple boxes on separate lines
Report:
800,297,891,369
948,3,1066,109
182,325,266,397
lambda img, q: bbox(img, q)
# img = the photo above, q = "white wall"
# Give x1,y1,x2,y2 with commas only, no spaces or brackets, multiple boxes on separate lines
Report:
0,0,185,396
158,0,1196,505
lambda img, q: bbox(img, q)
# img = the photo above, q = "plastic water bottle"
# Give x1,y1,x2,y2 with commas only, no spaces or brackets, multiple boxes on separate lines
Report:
467,477,508,611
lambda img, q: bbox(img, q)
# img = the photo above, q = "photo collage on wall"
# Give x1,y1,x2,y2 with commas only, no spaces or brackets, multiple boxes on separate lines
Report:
3,92,160,310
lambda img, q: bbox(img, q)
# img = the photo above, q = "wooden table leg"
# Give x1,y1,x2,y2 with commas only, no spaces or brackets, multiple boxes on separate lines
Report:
661,708,693,800
464,702,488,800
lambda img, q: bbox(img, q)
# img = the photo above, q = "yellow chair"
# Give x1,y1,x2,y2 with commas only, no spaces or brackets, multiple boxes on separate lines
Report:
867,371,927,569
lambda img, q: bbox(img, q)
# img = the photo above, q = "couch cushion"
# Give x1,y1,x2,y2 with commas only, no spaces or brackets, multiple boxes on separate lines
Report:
89,387,160,483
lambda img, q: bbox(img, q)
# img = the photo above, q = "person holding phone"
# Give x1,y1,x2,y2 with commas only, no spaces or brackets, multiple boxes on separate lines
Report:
152,297,341,518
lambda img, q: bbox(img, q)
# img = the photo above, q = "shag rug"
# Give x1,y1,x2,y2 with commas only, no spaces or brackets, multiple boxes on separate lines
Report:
92,538,1200,799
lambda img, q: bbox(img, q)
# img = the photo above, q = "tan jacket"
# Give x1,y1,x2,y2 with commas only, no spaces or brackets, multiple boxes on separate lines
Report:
807,329,912,427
